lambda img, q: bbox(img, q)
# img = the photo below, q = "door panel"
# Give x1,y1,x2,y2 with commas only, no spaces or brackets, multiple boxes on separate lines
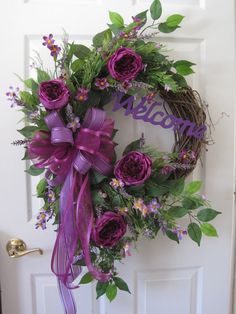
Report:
0,0,235,313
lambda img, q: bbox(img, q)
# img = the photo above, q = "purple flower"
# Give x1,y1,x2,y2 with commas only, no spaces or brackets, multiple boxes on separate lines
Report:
143,229,154,238
42,34,55,48
67,117,81,132
119,32,130,39
132,16,142,23
147,198,161,214
108,47,143,81
35,220,47,230
6,86,22,107
75,87,89,102
114,151,152,186
132,16,143,31
29,111,40,121
172,227,187,240
117,80,132,93
133,198,148,216
93,212,127,248
35,209,52,230
95,77,110,90
47,190,56,203
39,79,70,110
50,45,61,57
110,178,124,189
179,149,196,164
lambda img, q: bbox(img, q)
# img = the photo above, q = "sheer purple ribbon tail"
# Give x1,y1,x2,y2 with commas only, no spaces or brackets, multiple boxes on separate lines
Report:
45,109,114,314
51,168,81,314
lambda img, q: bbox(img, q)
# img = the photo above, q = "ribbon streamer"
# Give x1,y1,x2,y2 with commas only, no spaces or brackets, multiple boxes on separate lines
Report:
37,108,115,313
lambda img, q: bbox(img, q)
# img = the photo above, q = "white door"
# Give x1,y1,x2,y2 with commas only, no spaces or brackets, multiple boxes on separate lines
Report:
0,0,235,314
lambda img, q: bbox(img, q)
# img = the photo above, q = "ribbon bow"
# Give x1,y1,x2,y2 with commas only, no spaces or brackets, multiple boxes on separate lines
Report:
43,108,115,313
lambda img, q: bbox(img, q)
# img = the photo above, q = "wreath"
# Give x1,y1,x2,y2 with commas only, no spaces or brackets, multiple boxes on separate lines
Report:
9,0,220,311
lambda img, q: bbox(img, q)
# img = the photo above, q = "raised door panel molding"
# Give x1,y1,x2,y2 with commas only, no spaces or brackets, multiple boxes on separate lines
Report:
31,274,96,314
137,267,203,314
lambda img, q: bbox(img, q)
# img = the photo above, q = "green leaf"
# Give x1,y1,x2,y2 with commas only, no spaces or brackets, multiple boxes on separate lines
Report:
108,24,122,35
150,0,162,20
197,208,221,222
135,10,148,23
173,60,196,68
172,73,188,88
166,14,184,27
73,44,91,59
168,206,188,218
127,184,145,197
91,171,107,185
166,230,179,243
114,277,131,293
96,281,109,299
201,223,218,237
66,79,77,96
123,139,141,155
20,91,38,108
168,178,185,196
79,272,94,284
106,284,117,302
37,68,50,83
71,59,84,72
17,126,38,138
158,23,179,33
24,78,39,92
188,223,202,246
175,65,194,76
21,150,30,160
25,165,44,176
93,29,111,48
102,29,113,48
146,182,169,197
112,194,122,207
185,181,202,194
182,195,204,210
109,11,124,28
173,60,195,76
36,178,47,197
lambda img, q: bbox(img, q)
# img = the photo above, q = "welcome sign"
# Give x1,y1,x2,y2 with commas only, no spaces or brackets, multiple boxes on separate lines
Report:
112,92,207,140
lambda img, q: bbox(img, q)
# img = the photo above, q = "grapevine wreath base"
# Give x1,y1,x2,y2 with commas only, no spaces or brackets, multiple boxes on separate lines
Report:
8,0,219,312
159,87,206,177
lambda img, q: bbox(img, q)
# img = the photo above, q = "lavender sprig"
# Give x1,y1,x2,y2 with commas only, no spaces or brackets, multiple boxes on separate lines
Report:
11,139,30,146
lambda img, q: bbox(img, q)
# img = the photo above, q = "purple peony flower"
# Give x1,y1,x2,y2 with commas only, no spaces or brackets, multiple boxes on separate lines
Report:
93,212,127,248
39,79,70,110
114,151,152,186
107,47,143,81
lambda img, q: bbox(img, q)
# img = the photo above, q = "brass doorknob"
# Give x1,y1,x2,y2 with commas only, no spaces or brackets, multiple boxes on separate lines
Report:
6,239,43,258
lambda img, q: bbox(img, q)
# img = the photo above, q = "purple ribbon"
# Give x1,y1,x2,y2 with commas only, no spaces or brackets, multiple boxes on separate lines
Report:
44,108,115,314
